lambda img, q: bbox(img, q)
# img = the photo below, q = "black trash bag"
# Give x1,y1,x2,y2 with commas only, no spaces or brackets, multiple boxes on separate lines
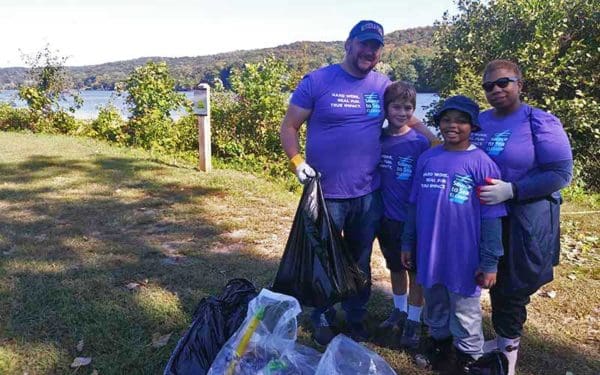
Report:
163,278,258,375
271,176,367,308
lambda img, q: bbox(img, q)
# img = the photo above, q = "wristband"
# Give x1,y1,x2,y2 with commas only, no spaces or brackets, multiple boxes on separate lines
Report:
289,154,304,172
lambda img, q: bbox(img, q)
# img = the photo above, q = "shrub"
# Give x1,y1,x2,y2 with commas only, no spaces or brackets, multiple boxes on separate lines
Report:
0,104,32,131
89,104,129,144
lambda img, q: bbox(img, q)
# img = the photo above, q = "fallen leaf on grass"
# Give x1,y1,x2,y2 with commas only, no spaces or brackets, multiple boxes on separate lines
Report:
70,357,92,367
152,332,172,348
567,274,577,280
76,339,84,352
544,290,557,299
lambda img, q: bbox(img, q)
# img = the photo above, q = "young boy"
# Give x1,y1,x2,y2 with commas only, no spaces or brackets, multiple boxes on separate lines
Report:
401,96,506,373
377,81,430,349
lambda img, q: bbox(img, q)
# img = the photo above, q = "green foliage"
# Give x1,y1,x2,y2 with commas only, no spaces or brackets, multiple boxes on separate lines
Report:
381,45,435,91
124,61,188,120
429,0,600,190
49,110,79,134
211,56,292,180
173,114,199,152
17,45,83,133
123,61,191,151
0,103,32,131
88,104,130,143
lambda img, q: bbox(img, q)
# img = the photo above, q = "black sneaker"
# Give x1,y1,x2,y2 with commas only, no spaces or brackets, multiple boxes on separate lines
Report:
414,336,454,371
468,351,509,375
399,319,421,350
312,324,336,346
378,309,408,331
452,349,477,375
348,321,370,342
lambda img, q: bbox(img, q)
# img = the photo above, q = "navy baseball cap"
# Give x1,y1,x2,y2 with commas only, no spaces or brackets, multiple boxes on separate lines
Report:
348,20,384,45
434,95,481,131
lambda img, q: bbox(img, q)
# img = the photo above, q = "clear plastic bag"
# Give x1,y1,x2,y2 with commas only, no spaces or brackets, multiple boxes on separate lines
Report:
208,289,321,375
314,334,397,375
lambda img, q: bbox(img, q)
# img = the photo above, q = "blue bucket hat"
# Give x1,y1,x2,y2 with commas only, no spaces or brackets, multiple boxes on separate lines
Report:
433,95,481,131
348,20,384,45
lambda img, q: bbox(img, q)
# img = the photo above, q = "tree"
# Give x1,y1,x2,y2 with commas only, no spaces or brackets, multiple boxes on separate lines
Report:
429,0,599,189
123,61,189,151
18,44,82,133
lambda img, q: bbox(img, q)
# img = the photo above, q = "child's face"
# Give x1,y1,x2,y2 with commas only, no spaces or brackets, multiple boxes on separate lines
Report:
386,99,414,132
439,109,472,150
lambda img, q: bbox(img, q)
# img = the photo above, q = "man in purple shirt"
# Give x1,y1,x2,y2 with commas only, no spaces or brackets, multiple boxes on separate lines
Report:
279,20,389,346
279,19,436,347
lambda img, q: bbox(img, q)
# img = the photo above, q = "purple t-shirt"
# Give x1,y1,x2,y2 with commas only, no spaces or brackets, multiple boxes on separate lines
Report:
379,129,430,221
410,146,507,297
291,64,391,198
472,104,572,183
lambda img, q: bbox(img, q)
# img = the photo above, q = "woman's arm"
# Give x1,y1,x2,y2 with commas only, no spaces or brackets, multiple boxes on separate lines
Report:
513,159,573,201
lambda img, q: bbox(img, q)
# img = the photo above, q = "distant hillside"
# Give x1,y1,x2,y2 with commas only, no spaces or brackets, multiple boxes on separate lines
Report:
0,26,436,91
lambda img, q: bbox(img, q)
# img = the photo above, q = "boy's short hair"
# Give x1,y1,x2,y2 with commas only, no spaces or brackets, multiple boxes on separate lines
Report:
384,81,417,111
483,59,522,80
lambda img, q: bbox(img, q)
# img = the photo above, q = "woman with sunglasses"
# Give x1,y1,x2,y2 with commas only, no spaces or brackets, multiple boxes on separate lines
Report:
471,59,573,375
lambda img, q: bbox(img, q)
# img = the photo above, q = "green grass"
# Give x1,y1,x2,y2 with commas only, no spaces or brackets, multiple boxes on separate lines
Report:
0,132,598,375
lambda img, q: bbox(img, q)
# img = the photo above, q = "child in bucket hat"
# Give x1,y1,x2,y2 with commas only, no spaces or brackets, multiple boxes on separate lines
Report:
434,95,482,132
401,96,507,372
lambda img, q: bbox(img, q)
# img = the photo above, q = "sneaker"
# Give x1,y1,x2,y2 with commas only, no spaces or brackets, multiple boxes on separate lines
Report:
312,325,336,346
311,312,337,346
348,321,370,342
468,351,509,375
452,349,477,375
414,336,454,371
399,319,421,350
379,309,408,331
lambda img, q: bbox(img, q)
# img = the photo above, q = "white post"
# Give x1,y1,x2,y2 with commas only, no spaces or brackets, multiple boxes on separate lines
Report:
194,83,212,172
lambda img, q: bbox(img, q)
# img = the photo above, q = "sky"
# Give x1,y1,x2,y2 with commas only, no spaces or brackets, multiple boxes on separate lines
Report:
0,0,458,68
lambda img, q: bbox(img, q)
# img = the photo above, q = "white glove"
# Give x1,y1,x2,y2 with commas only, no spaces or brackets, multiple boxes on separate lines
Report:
295,161,316,184
479,178,514,204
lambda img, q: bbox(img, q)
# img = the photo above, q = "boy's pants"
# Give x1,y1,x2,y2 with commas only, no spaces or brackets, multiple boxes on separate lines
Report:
423,284,484,358
310,190,382,326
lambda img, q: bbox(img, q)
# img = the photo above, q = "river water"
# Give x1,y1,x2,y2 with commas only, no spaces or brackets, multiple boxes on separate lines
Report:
0,90,438,120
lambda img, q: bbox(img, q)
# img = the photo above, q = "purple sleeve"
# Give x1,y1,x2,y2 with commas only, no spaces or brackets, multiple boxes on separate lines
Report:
514,159,573,201
531,108,573,164
290,75,313,110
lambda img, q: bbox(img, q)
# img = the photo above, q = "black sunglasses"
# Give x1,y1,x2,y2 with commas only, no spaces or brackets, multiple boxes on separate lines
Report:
482,77,519,92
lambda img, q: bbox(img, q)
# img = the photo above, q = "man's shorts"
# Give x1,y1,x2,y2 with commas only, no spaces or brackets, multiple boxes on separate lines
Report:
377,216,416,272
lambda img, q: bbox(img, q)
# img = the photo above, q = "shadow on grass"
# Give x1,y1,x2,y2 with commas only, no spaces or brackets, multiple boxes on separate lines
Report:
0,153,597,375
